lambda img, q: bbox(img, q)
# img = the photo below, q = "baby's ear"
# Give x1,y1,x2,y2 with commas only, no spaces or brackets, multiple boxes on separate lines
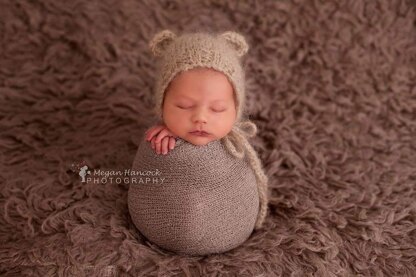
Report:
220,31,249,57
149,30,177,57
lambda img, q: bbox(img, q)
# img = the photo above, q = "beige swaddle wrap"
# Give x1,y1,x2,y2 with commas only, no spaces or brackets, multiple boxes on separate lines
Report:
127,122,261,255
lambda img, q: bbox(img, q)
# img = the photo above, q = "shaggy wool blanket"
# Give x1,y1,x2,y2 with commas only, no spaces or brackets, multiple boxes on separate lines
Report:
1,0,415,276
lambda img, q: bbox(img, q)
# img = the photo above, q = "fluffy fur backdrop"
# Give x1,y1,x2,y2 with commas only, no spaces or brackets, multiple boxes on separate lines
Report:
1,0,415,276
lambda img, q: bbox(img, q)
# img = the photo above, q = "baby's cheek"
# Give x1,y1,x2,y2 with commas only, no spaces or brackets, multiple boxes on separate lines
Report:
222,111,236,126
216,114,235,137
165,118,185,137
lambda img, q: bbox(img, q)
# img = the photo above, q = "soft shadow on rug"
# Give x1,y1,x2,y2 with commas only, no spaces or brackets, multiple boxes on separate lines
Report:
1,0,415,276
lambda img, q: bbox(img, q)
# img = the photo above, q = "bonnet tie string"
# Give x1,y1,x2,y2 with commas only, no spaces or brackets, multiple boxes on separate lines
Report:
221,120,269,230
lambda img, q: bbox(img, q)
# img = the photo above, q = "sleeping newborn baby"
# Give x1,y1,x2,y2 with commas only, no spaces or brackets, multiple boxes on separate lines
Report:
127,30,269,256
146,67,236,153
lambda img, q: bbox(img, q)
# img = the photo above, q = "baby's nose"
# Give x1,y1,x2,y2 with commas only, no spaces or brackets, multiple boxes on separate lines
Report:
192,109,208,123
193,117,207,124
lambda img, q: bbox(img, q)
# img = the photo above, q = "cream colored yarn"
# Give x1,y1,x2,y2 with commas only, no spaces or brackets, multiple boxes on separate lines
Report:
149,30,269,229
149,30,247,122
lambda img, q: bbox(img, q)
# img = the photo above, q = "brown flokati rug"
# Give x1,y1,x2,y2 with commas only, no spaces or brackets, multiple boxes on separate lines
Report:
1,0,415,276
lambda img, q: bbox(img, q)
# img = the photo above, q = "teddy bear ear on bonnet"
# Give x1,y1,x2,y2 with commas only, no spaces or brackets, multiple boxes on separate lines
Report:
148,30,177,57
149,30,249,58
219,31,249,57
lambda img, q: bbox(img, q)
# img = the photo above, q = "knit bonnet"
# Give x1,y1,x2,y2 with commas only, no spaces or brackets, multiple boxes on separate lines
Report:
148,30,269,230
149,30,248,122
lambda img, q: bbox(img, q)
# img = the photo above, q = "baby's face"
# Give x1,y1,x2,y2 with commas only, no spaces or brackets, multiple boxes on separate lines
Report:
162,68,237,146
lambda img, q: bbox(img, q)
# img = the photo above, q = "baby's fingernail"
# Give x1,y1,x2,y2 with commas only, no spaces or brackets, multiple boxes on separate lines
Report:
170,146,174,150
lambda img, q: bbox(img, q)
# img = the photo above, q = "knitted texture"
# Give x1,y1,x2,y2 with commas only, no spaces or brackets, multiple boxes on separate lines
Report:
147,30,270,230
127,135,259,256
222,121,269,230
149,30,248,122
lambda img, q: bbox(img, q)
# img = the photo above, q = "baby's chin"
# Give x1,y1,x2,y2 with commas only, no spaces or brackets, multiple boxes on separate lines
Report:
181,135,217,146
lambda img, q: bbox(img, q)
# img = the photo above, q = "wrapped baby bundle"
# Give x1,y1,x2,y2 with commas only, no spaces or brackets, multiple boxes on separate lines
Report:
127,134,259,256
127,30,269,255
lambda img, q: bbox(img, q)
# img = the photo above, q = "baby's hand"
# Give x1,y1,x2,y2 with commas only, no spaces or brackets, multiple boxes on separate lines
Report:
144,124,177,155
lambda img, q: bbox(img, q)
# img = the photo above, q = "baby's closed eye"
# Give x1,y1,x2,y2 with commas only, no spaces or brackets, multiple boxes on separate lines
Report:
211,107,226,112
175,105,227,112
176,105,193,109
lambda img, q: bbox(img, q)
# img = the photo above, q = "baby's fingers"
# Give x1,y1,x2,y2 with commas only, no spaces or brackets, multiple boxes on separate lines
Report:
161,137,170,155
154,136,165,155
146,125,165,141
168,137,176,150
155,128,173,144
153,137,162,154
151,137,156,150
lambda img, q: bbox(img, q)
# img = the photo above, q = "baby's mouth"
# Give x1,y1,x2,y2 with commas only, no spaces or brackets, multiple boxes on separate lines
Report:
189,130,210,137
